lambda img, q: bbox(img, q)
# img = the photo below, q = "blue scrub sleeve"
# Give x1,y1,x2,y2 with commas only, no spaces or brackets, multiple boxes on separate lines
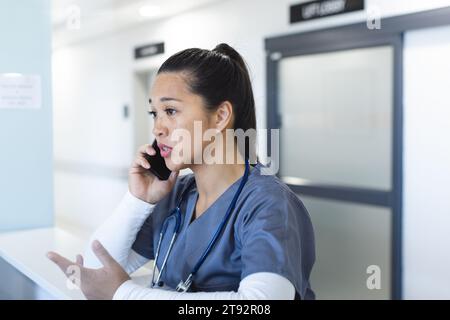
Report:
239,188,315,300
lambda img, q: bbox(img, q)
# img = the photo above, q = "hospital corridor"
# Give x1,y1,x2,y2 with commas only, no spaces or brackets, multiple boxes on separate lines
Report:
1,0,450,304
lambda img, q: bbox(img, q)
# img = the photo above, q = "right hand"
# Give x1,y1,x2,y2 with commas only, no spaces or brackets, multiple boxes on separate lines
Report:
128,144,179,204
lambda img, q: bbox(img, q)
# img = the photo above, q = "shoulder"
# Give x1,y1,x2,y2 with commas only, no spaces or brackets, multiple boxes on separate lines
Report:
244,165,308,212
237,164,311,227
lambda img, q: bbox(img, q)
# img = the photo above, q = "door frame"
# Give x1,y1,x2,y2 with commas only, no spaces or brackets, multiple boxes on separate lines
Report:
265,6,450,300
132,68,158,155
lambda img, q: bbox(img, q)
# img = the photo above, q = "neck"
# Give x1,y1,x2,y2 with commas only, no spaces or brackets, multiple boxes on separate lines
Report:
190,154,246,218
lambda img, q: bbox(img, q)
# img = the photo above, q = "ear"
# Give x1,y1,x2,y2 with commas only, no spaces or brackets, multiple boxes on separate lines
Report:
213,101,233,132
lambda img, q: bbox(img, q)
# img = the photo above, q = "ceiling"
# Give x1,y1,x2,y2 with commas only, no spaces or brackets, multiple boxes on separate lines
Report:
52,0,222,46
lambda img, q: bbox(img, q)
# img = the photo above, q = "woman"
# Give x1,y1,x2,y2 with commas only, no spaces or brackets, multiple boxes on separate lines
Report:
47,43,315,300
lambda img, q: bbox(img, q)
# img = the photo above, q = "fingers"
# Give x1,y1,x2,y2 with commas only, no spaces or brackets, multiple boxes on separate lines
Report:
138,144,156,157
131,144,156,171
47,251,76,275
91,240,117,268
137,155,151,169
76,254,84,266
130,156,151,173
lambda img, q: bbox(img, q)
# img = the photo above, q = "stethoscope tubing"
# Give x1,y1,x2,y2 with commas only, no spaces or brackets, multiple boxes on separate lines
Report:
151,159,250,291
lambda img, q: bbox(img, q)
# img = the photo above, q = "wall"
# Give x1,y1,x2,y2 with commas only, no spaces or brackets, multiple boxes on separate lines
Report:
0,0,53,231
403,25,450,299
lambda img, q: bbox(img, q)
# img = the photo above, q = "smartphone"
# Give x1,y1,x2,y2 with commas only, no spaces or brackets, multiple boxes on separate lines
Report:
142,139,172,181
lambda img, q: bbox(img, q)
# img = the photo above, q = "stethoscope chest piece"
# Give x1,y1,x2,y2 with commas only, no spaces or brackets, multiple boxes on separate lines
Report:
176,273,193,292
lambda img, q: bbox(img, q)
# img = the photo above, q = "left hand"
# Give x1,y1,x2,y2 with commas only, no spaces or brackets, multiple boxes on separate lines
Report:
46,240,131,300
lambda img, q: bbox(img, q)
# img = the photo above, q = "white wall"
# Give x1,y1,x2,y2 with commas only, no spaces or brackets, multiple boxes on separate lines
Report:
52,0,450,298
403,25,450,299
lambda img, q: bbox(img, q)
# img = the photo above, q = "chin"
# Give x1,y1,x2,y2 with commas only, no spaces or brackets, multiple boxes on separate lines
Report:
165,156,189,172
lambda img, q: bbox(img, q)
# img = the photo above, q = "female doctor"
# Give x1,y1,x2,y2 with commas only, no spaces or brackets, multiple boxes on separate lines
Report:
47,43,315,300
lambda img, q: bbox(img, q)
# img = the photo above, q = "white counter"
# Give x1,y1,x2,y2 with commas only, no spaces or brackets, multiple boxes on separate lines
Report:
0,227,152,300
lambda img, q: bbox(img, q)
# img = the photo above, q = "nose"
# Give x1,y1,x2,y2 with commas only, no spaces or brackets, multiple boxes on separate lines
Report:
152,116,169,138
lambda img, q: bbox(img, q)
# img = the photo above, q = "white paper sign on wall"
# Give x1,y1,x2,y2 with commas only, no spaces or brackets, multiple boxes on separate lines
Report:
0,74,42,109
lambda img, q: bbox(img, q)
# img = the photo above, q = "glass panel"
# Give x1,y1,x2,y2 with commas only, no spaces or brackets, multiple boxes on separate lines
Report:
279,46,393,189
301,195,392,299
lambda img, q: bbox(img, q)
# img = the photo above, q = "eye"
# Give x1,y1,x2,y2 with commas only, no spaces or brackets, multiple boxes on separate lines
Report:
148,111,157,118
165,108,177,116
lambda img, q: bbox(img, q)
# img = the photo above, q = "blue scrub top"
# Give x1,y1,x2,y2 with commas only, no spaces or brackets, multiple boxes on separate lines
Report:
132,162,316,299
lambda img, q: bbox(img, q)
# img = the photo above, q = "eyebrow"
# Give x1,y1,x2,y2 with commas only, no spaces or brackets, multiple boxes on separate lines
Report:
148,97,182,104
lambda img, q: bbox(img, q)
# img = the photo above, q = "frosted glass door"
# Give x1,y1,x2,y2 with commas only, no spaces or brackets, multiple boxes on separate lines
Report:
302,196,392,299
274,44,398,299
279,46,393,190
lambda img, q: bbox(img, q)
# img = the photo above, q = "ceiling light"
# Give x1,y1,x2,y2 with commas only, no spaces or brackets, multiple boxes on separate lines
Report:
138,5,161,18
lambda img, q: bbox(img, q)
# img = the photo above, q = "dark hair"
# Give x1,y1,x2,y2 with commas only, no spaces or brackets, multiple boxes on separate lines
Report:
157,43,257,162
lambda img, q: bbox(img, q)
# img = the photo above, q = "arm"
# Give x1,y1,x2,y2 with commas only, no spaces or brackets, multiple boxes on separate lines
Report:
113,272,295,300
83,190,154,274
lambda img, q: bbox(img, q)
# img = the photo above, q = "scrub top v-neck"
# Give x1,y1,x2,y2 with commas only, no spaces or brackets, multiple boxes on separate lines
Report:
132,162,316,299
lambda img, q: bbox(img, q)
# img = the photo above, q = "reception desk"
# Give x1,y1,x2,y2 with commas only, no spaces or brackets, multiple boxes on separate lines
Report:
0,227,151,299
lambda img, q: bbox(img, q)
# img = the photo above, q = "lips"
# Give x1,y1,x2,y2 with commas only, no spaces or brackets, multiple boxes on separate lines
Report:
157,143,173,158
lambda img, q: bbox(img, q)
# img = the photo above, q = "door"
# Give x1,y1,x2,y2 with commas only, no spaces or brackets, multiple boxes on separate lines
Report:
266,34,403,299
133,69,157,154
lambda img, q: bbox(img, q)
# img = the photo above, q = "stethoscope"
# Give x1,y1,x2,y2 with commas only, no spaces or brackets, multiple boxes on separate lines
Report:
151,158,250,292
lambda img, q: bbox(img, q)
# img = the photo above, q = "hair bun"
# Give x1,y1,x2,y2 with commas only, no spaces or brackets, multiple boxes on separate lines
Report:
213,43,246,70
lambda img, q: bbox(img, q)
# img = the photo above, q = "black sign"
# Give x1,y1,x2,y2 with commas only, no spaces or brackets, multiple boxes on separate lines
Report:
290,0,364,23
134,42,164,59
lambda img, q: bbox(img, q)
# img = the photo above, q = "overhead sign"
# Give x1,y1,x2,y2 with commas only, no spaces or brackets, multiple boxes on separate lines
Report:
134,42,164,59
290,0,364,23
